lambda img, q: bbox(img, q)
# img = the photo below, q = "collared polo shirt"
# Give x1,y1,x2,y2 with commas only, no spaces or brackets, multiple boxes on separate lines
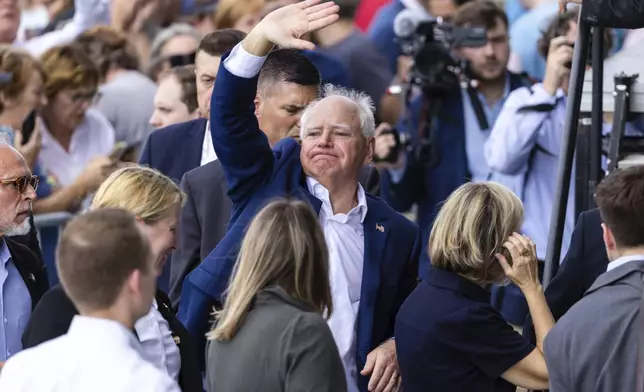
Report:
395,267,534,392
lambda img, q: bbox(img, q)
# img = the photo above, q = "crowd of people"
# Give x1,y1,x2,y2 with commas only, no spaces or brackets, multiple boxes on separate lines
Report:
0,0,642,391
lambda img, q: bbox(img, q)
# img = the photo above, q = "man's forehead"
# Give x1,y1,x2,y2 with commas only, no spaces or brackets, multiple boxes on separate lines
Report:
0,146,29,177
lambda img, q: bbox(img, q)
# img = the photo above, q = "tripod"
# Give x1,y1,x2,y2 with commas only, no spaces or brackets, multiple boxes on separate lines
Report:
544,13,644,286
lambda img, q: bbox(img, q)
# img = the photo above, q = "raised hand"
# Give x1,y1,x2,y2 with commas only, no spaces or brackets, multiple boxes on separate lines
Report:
248,0,339,52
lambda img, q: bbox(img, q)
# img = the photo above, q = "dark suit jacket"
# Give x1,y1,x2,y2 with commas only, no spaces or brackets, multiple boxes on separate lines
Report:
6,236,48,310
523,208,608,343
177,54,421,390
10,213,44,268
139,118,208,184
544,260,644,391
21,284,202,392
169,159,380,307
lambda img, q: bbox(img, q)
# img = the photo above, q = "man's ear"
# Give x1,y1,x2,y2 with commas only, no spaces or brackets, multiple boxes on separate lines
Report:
363,136,375,166
254,94,262,119
602,222,616,252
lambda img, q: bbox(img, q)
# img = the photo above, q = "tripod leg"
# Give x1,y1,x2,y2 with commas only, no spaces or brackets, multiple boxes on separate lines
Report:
543,18,592,288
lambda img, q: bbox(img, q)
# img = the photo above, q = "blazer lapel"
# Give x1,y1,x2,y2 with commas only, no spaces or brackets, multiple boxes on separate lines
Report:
183,119,207,173
356,199,389,366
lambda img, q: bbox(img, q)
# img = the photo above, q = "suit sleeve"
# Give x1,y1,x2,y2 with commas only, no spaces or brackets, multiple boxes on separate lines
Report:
169,172,201,307
22,287,76,349
139,133,153,166
212,44,275,204
543,325,570,391
581,0,644,29
523,211,587,344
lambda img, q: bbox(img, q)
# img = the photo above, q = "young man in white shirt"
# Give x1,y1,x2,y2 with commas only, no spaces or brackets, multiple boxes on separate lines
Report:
0,208,180,392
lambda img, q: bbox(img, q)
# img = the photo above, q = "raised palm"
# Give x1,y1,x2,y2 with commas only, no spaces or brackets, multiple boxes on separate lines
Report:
258,0,340,50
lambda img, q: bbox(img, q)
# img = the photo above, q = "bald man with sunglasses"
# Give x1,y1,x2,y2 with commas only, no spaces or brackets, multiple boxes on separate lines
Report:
0,143,49,369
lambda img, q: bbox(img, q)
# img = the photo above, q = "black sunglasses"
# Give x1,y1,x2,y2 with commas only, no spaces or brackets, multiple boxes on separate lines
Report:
0,175,39,193
169,52,196,68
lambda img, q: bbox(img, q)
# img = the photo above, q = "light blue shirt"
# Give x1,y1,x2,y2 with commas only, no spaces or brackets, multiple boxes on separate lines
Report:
462,76,513,183
509,2,560,81
0,238,32,361
485,83,574,261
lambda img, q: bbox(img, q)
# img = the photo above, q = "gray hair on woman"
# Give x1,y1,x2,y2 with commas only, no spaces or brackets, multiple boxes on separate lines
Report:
429,182,524,286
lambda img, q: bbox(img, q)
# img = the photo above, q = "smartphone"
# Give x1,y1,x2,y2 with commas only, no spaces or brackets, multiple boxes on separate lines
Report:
20,111,37,143
109,141,129,161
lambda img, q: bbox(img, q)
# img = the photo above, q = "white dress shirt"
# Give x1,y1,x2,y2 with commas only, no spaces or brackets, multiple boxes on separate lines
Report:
201,120,218,166
134,300,181,381
224,43,367,392
0,315,180,392
606,254,644,272
38,109,115,187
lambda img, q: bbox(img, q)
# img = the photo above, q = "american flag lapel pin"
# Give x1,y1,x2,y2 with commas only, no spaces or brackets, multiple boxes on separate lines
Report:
28,273,35,282
376,223,384,233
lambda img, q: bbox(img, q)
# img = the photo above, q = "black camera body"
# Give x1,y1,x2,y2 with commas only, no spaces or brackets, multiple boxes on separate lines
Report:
376,12,489,166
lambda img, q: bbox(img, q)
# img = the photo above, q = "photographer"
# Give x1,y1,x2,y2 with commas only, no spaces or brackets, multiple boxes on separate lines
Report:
376,1,526,283
484,11,612,268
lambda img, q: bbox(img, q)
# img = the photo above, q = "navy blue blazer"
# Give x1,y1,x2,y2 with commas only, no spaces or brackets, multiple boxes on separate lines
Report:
139,118,208,184
379,72,529,280
177,53,422,389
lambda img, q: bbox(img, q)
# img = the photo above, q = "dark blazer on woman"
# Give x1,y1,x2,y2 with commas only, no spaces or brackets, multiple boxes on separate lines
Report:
21,284,202,392
206,286,347,392
395,267,535,392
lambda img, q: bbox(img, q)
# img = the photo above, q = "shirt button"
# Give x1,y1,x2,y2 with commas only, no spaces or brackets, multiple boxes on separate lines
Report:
3,318,7,324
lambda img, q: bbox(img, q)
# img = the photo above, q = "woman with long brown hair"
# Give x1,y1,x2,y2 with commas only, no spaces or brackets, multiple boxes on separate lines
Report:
206,199,346,392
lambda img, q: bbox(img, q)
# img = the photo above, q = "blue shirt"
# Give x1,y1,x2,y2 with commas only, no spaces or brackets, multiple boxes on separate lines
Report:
395,267,534,392
0,238,32,361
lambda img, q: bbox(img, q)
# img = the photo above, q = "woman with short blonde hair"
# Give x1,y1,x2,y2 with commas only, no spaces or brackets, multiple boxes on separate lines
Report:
23,166,202,392
206,198,346,392
395,182,555,392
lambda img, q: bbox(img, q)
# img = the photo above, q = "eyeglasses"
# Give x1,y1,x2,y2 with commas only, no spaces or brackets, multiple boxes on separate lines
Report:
69,90,101,105
169,52,196,68
0,175,39,193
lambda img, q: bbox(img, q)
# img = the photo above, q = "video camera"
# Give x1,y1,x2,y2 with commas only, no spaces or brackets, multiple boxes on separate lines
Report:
374,10,488,165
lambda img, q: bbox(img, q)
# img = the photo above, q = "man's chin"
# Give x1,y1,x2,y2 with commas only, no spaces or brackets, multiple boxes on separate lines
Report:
5,219,31,237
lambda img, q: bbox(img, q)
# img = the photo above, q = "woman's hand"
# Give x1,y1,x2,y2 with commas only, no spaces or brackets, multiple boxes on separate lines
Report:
496,233,541,291
75,156,116,194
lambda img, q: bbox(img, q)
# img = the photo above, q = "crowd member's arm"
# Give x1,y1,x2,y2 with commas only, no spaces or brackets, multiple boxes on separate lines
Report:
485,37,572,175
21,0,110,57
496,233,554,390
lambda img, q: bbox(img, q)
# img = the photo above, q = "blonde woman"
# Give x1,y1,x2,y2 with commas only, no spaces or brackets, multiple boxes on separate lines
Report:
21,166,202,392
395,182,555,392
206,199,347,392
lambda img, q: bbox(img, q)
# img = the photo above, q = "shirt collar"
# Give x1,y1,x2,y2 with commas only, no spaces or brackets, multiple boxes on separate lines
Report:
425,266,491,303
607,254,644,272
305,176,368,222
68,315,141,350
0,237,11,266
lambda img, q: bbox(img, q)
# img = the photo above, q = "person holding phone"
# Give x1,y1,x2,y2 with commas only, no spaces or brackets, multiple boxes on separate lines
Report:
395,182,555,392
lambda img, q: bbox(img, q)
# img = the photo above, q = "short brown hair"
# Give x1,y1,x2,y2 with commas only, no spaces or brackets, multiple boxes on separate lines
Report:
0,45,46,113
452,0,508,29
596,166,644,248
40,43,100,98
76,25,140,80
213,0,264,30
197,29,246,57
429,182,524,285
537,10,613,60
158,65,199,113
57,208,151,311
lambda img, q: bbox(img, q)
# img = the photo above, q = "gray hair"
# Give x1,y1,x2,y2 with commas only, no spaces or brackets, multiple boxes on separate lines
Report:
299,84,376,139
149,23,201,60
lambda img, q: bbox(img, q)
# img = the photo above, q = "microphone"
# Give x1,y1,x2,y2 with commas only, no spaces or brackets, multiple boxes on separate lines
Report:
393,9,432,38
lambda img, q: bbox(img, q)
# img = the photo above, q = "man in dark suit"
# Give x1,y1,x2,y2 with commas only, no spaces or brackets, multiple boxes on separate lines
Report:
523,207,607,343
168,48,321,305
0,144,49,366
544,166,644,391
178,3,420,391
168,47,381,305
139,28,247,184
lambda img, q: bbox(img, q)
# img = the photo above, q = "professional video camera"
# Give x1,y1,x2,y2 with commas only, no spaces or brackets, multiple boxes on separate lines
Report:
374,10,489,165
